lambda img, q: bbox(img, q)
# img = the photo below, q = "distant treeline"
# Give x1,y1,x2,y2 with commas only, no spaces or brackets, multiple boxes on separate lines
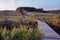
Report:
16,7,60,13
45,10,60,13
16,7,45,12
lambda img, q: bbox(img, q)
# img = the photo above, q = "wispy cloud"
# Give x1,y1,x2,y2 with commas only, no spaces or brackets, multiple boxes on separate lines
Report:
0,0,60,10
13,0,60,10
0,0,16,10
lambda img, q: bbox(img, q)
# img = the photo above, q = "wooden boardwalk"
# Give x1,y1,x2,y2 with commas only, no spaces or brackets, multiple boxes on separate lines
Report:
37,20,60,40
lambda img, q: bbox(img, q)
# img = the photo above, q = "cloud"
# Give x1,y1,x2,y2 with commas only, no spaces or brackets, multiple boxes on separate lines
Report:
0,0,60,10
0,0,16,10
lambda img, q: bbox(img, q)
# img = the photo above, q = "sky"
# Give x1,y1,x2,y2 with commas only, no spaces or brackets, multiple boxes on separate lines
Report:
0,0,60,10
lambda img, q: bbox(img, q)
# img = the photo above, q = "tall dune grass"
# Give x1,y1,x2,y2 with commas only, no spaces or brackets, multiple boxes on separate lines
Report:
0,26,43,40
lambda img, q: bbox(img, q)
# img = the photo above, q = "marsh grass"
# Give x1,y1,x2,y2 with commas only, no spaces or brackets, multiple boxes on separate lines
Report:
0,26,43,40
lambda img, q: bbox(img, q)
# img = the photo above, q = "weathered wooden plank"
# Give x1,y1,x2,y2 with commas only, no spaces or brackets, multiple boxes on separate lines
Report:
37,20,60,40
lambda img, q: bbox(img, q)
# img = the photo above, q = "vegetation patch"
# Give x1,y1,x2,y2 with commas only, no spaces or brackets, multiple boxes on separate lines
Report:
0,16,43,40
